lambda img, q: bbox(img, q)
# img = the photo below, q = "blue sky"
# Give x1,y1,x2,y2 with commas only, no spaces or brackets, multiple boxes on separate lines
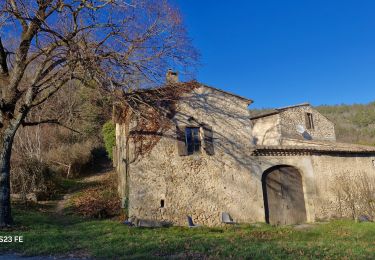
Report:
174,0,375,108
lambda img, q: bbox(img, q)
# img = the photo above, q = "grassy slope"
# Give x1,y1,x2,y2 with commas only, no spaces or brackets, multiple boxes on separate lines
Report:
250,102,375,146
1,206,375,259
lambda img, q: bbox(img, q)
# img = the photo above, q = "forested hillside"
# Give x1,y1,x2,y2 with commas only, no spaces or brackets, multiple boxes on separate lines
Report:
316,102,375,146
250,102,375,146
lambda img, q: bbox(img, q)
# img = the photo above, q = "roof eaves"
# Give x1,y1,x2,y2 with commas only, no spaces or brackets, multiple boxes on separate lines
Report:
249,102,311,120
200,84,253,104
276,102,310,111
250,110,280,120
251,145,375,156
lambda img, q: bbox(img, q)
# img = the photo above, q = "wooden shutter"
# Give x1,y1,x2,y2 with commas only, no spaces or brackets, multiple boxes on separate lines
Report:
176,125,187,156
309,113,314,129
305,112,314,129
203,125,215,156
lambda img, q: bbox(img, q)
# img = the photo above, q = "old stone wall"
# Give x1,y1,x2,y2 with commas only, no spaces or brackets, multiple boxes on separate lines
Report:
254,154,375,222
311,154,375,220
251,106,336,145
115,86,375,226
279,106,336,141
119,86,267,226
252,115,281,145
115,123,127,199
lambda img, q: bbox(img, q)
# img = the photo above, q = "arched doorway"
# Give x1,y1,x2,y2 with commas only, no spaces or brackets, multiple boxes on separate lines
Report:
262,165,307,225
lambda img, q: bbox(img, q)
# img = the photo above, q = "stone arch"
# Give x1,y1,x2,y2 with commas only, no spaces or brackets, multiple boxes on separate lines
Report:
262,165,307,225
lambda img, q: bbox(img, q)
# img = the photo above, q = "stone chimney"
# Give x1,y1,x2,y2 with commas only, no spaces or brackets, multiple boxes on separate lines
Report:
166,69,179,84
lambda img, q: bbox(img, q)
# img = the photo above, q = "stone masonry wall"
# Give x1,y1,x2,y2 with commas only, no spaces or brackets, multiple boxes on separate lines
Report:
252,114,281,145
115,86,375,226
279,106,336,141
311,154,375,220
121,86,267,226
250,154,375,223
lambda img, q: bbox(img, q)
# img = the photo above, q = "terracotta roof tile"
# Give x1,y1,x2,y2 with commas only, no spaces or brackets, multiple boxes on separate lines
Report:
252,141,375,155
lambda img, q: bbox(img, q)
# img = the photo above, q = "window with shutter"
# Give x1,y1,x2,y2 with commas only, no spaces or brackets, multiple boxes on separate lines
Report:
185,127,201,155
176,124,211,156
305,113,314,129
176,125,188,156
203,125,214,155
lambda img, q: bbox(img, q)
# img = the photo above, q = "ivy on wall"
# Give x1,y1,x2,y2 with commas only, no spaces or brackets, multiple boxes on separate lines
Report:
102,121,116,160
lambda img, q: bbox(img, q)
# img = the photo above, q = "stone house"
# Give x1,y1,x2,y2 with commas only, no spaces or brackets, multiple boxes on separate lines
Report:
251,103,336,145
114,72,375,226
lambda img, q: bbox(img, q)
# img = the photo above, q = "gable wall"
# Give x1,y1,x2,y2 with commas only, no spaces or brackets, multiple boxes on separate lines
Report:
279,106,336,142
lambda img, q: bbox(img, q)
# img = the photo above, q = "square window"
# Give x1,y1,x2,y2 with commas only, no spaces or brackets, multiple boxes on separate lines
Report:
185,127,201,155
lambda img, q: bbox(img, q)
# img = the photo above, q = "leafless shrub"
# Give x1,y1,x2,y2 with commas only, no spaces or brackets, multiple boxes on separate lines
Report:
45,140,96,178
10,158,58,200
331,171,375,220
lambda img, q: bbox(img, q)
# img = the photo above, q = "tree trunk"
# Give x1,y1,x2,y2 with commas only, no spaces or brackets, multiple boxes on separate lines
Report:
0,125,18,227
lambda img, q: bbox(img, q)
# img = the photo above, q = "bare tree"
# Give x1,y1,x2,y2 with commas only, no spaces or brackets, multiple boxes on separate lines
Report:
0,0,197,226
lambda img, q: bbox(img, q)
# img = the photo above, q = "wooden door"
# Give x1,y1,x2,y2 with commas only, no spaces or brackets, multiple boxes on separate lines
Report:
263,166,307,225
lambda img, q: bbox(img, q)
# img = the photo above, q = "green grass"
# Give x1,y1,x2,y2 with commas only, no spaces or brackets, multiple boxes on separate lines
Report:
1,206,375,259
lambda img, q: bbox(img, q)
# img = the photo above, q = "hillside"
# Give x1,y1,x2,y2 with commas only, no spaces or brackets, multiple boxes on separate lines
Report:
316,102,375,146
250,102,375,146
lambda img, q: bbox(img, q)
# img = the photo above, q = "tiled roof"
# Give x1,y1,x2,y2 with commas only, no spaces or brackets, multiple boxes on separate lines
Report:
252,141,375,156
199,84,253,104
250,103,310,120
123,81,253,104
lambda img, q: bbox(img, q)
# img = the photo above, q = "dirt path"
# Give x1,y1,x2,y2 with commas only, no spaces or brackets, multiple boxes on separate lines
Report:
55,194,73,214
3,161,113,259
53,158,114,216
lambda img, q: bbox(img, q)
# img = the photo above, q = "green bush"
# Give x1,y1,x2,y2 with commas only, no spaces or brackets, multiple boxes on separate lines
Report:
102,121,116,159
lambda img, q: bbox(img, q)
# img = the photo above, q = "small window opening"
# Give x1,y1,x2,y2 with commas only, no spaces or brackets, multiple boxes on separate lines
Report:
372,159,375,168
185,127,201,155
160,199,165,208
305,112,314,129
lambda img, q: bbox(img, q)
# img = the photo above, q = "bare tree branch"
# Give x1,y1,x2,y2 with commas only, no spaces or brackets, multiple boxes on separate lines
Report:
0,0,198,225
0,37,8,76
22,118,80,133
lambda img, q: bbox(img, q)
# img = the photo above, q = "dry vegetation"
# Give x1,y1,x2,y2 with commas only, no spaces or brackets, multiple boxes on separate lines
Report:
331,171,375,221
10,82,111,200
316,102,375,145
70,173,121,219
